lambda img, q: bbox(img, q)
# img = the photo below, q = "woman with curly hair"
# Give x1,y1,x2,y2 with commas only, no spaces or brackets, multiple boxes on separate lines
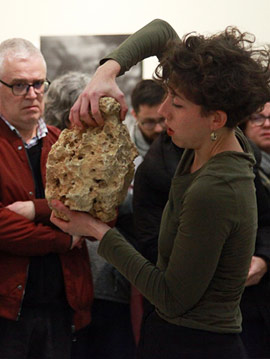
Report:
51,19,270,358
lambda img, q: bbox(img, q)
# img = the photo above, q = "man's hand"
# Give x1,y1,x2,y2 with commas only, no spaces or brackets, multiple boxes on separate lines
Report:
69,60,127,128
71,235,85,249
6,201,35,221
245,255,268,287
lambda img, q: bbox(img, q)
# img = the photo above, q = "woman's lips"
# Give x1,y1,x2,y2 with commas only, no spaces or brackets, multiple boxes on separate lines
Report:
166,127,174,136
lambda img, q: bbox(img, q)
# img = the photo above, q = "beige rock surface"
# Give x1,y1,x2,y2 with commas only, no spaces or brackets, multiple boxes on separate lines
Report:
45,97,138,222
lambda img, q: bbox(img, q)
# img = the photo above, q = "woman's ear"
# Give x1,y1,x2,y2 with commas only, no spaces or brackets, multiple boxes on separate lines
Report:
211,110,227,130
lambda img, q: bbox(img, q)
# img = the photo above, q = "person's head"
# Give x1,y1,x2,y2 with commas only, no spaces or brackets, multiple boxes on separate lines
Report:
0,38,48,133
155,27,270,148
44,71,90,130
240,102,270,153
131,79,166,143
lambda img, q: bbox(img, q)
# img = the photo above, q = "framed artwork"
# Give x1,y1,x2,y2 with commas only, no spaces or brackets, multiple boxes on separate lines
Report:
40,34,142,120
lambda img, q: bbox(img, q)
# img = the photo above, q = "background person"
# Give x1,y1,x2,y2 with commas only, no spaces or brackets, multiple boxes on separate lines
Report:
241,102,270,187
52,19,270,358
117,79,166,219
127,79,166,159
0,39,93,359
239,105,270,358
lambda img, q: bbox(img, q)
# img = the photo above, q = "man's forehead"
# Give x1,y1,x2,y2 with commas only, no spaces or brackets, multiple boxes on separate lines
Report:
1,56,46,80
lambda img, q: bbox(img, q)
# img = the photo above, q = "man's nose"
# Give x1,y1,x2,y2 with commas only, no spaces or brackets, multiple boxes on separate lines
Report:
154,123,164,132
25,85,37,98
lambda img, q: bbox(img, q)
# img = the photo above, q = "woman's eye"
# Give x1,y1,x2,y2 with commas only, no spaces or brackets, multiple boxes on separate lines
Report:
172,102,182,108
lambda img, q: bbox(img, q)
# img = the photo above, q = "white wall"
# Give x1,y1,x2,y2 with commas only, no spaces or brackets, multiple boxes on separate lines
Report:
2,0,270,78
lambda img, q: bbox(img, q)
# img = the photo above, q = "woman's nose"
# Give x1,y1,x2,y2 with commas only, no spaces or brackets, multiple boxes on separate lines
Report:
158,95,170,118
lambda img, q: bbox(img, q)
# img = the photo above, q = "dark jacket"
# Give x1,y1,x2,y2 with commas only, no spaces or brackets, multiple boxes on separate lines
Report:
241,140,270,306
0,119,93,330
133,131,183,264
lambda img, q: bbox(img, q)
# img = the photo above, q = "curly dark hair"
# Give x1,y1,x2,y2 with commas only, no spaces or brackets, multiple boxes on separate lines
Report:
155,27,270,128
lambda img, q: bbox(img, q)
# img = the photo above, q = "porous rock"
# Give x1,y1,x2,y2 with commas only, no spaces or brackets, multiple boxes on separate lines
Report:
45,97,138,222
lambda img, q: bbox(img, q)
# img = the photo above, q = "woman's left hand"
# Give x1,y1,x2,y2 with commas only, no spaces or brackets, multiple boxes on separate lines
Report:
50,200,110,241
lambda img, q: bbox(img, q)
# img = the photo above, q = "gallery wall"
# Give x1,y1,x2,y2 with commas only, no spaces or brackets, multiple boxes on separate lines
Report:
1,0,270,79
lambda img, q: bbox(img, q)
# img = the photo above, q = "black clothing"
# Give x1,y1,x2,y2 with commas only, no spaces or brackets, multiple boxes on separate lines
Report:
0,306,73,359
133,131,183,264
71,299,136,359
23,140,66,308
240,140,270,358
137,310,248,359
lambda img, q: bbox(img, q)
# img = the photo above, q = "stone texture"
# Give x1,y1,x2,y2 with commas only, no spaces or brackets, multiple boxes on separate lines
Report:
45,97,138,222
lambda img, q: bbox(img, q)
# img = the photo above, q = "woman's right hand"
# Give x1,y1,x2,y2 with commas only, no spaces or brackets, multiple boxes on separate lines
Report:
69,59,128,127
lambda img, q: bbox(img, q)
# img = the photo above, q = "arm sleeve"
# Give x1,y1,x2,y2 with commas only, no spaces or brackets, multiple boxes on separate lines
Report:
33,198,52,225
100,18,180,76
98,177,241,317
0,205,71,256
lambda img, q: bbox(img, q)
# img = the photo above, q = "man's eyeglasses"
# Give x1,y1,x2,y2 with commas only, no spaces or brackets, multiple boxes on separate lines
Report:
249,114,270,127
140,118,166,130
0,79,50,96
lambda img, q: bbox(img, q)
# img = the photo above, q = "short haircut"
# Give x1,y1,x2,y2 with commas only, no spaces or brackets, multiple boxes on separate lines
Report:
0,38,46,76
131,79,165,114
155,27,270,128
44,71,90,130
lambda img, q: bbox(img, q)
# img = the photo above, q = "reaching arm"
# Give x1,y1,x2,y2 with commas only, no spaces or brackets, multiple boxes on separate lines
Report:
69,19,180,127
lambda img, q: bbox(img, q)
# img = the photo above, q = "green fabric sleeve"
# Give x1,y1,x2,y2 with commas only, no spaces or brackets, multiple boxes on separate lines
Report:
100,18,180,76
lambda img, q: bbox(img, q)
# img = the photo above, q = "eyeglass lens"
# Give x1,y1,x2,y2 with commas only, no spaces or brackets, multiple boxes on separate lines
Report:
13,81,49,95
142,119,166,129
250,116,270,126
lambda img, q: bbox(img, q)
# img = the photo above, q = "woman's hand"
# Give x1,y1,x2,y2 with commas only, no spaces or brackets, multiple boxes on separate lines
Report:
50,200,110,241
69,60,128,128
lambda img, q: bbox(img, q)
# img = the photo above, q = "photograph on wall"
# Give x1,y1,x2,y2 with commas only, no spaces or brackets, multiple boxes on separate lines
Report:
40,34,142,123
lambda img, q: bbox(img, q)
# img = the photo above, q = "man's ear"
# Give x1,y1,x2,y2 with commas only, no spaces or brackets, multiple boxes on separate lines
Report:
131,109,138,121
211,110,227,130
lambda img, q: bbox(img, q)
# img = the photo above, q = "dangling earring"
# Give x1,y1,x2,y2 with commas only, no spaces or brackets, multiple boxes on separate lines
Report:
210,131,217,141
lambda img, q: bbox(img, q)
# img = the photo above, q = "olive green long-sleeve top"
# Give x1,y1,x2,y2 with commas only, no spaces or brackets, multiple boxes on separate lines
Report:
98,19,257,333
100,19,180,74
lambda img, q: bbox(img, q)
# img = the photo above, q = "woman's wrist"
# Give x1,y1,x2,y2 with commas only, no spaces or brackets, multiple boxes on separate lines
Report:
98,59,121,79
87,221,110,241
